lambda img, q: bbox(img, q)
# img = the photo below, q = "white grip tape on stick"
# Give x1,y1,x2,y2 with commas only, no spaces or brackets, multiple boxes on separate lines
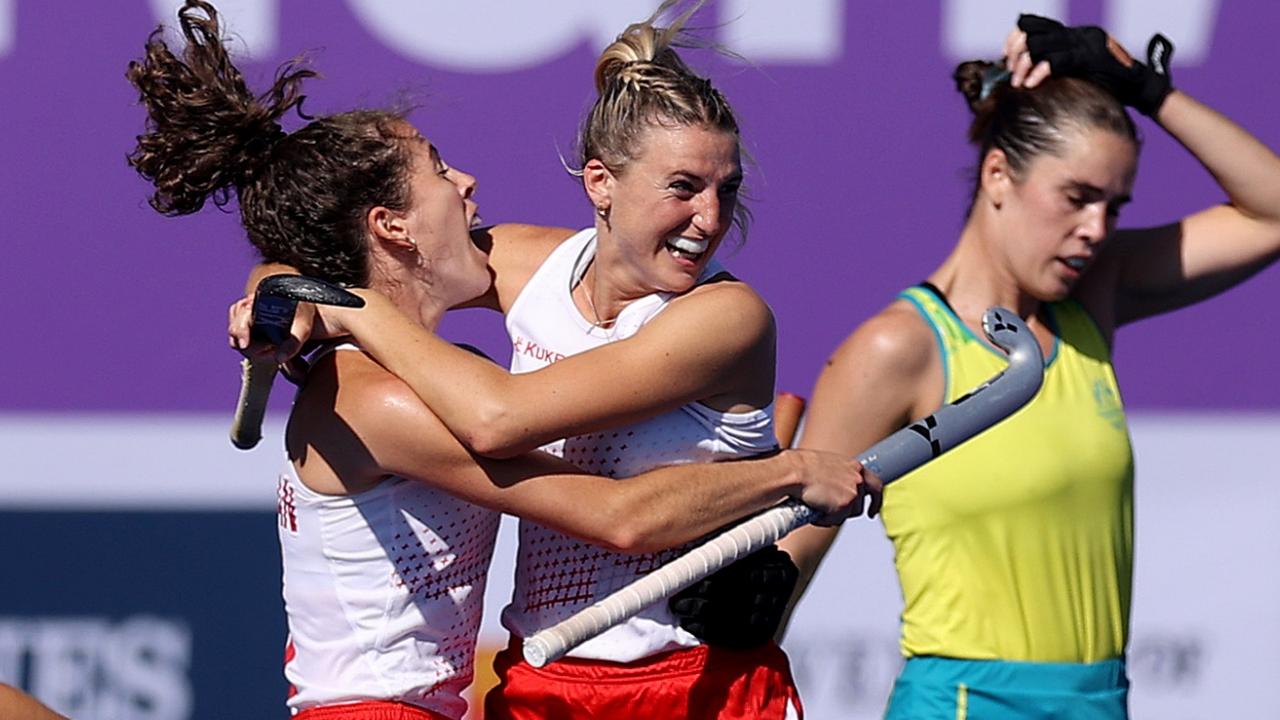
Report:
522,500,819,668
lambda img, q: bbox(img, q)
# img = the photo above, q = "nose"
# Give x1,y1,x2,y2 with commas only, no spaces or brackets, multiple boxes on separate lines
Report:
1080,203,1108,245
452,167,477,200
692,193,724,236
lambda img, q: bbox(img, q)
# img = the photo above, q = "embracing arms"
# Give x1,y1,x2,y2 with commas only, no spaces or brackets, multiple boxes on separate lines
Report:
231,225,774,459
320,278,775,458
293,350,866,554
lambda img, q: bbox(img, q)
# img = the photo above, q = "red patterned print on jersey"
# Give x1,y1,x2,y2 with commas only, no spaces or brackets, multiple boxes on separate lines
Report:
277,475,298,534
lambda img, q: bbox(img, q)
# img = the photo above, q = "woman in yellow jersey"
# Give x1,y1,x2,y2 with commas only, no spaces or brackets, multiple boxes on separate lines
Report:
779,14,1280,720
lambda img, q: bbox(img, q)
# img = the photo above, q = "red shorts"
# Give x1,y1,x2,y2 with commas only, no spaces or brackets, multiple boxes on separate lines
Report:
484,640,803,720
293,701,452,720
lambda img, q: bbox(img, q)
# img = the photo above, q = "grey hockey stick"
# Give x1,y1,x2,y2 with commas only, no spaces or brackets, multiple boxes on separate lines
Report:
523,306,1044,667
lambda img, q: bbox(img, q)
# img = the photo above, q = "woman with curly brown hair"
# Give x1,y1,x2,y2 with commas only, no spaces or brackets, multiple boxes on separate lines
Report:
128,2,867,718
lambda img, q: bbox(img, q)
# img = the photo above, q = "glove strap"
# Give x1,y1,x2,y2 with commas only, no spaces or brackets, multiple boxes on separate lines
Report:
1136,33,1174,116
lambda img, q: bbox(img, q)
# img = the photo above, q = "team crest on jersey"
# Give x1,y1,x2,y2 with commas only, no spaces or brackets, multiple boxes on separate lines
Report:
1092,379,1126,431
277,475,298,534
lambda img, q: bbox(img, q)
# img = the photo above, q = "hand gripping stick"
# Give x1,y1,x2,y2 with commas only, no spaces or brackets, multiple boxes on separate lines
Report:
230,275,364,450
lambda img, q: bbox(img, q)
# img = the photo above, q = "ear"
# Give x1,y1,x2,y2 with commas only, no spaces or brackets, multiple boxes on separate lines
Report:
582,158,615,214
978,148,1014,209
366,205,415,253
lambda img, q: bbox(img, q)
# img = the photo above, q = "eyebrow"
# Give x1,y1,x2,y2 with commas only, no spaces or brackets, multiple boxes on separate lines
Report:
427,144,446,168
1065,180,1131,205
667,169,744,184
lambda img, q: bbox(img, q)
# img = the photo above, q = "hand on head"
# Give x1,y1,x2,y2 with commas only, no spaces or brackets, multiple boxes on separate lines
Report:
1004,14,1174,115
1003,24,1052,89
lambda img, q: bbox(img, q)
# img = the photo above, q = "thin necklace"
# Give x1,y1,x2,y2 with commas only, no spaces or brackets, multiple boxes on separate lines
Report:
580,272,618,329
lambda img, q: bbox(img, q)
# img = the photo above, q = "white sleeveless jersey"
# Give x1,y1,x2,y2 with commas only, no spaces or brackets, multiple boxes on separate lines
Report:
502,228,777,662
278,356,501,717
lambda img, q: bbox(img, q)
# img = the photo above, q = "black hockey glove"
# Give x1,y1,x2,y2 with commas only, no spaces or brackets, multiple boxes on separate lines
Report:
1018,13,1174,116
668,544,799,649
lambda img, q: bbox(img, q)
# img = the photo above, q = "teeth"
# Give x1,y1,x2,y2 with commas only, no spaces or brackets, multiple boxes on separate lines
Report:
1064,257,1086,269
667,236,709,254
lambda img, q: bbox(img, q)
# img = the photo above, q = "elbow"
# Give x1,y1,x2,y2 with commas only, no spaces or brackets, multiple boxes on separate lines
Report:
594,527,653,555
464,430,531,460
592,505,668,554
563,488,677,553
449,400,529,459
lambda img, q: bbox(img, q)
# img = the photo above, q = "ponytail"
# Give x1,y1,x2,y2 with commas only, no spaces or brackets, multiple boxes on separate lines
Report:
126,0,313,215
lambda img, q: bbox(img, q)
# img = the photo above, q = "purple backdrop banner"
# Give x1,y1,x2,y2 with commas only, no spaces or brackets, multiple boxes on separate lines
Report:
3,0,1278,413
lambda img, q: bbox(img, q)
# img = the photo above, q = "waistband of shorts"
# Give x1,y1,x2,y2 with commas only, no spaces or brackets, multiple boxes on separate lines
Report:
293,700,452,720
500,636,790,682
900,656,1129,693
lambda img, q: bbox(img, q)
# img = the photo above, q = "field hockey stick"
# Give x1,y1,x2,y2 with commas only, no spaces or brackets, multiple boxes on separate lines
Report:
230,275,364,450
523,307,1044,667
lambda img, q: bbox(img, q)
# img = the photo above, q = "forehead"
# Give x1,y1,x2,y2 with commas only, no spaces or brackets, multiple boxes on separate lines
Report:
630,123,741,176
405,137,442,174
389,121,433,158
1032,127,1138,193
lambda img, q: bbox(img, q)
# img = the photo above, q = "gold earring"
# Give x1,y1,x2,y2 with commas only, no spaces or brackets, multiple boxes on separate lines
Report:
407,237,419,253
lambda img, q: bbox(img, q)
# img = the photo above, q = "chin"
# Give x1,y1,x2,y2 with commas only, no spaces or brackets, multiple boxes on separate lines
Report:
1038,283,1072,303
659,275,699,296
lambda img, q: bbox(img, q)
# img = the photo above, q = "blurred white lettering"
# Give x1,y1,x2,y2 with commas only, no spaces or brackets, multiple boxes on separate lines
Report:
1106,0,1216,64
347,1,647,71
0,2,1226,66
0,622,24,685
943,0,1067,59
720,0,842,63
150,0,277,58
0,0,11,56
104,617,193,720
786,631,902,710
0,617,193,720
943,0,1218,64
346,0,843,70
29,620,104,717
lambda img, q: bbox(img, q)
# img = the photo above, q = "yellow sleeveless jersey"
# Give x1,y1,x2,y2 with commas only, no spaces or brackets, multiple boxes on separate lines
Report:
883,285,1134,663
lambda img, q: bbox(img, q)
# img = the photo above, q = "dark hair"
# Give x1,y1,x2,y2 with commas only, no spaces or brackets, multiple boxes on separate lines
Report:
127,0,416,286
954,60,1138,213
578,0,751,241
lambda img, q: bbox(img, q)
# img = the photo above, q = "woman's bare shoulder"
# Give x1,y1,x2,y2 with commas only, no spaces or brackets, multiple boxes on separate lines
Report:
481,224,580,308
826,300,938,387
